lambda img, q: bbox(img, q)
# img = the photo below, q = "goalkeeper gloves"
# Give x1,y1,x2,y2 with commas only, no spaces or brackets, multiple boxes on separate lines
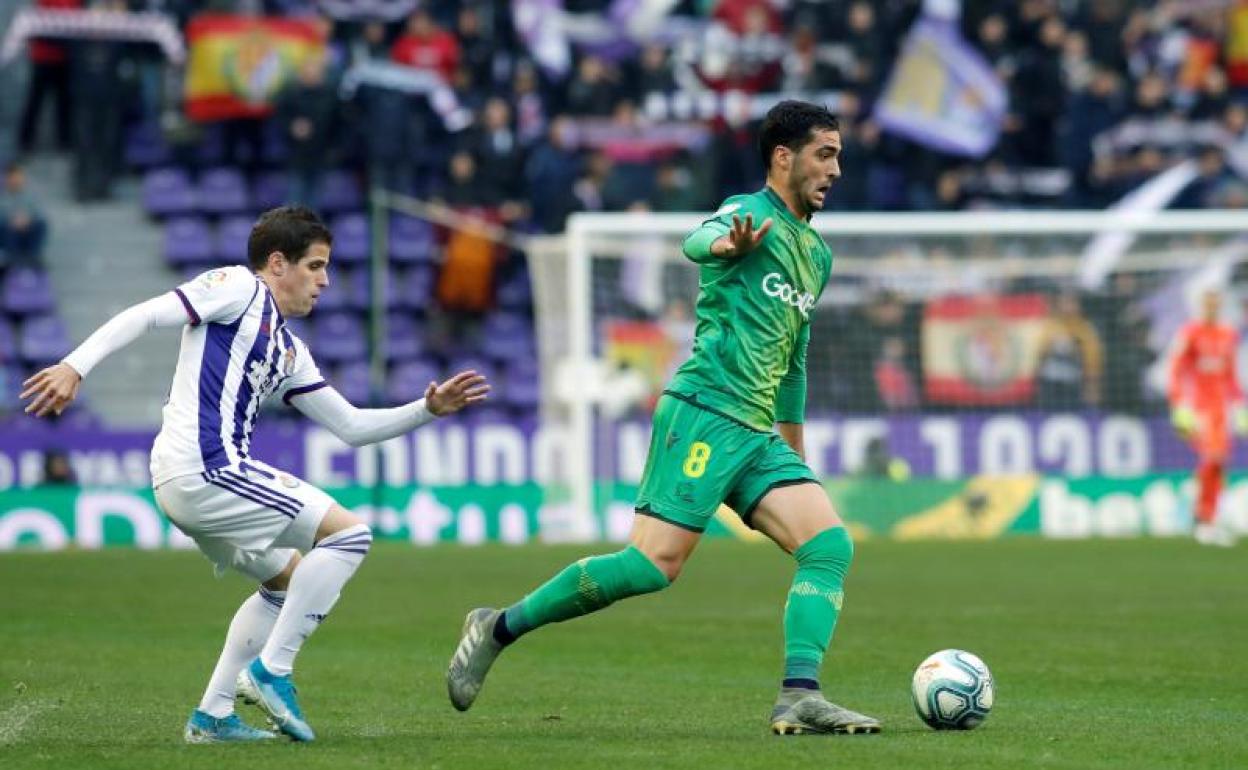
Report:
1171,405,1197,436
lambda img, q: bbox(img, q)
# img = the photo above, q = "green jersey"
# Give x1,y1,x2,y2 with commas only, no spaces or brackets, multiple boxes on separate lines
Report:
667,186,833,431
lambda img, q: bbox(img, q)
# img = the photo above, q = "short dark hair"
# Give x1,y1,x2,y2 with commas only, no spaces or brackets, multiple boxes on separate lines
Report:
759,101,840,171
247,206,333,271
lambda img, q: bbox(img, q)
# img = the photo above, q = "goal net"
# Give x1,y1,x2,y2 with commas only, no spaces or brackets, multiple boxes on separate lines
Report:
528,210,1248,539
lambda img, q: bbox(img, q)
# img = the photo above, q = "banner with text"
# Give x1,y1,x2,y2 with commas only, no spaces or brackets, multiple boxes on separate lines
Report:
2,474,1242,551
0,411,1228,491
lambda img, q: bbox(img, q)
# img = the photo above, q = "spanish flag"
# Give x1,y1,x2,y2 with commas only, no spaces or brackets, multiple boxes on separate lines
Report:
183,14,324,121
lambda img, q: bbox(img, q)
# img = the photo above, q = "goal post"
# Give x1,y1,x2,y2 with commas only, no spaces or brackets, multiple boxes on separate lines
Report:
534,209,1248,538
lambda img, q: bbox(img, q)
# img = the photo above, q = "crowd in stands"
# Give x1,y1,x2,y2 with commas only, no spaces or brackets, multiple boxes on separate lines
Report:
2,0,1246,425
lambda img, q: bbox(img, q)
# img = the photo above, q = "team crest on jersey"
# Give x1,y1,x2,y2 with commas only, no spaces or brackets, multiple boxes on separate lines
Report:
282,346,297,376
199,270,229,289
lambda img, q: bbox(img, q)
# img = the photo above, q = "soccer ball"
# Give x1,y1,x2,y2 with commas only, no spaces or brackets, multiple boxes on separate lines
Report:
911,649,994,730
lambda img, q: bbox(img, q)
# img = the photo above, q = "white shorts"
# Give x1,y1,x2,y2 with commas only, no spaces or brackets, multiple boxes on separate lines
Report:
154,459,335,582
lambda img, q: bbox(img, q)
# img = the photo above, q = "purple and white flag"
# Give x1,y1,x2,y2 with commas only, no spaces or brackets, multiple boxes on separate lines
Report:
873,16,1006,158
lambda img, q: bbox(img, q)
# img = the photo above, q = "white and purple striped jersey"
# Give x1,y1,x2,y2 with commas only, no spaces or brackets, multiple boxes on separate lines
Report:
151,266,327,485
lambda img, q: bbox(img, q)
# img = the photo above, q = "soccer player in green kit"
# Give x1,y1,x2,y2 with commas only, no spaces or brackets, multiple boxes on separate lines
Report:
447,101,880,735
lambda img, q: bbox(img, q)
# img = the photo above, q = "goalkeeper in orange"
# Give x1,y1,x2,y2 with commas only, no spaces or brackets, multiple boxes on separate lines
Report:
1169,290,1246,547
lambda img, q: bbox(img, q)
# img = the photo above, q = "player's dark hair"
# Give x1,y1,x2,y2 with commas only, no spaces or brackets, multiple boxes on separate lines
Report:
759,101,841,171
247,206,333,271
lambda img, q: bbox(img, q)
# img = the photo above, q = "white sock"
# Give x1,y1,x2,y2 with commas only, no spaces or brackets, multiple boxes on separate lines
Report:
259,524,372,676
198,587,286,717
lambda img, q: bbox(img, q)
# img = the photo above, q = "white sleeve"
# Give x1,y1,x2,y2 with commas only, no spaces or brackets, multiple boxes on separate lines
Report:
174,266,258,326
62,292,188,378
289,385,437,447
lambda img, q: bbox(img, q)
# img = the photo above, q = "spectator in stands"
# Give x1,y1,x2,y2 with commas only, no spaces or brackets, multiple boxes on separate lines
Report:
630,43,678,100
0,163,48,269
651,157,701,212
392,9,461,82
456,5,496,91
69,0,128,202
275,54,339,206
565,55,617,117
511,60,547,147
19,0,81,154
1036,292,1104,409
467,98,525,205
525,116,582,232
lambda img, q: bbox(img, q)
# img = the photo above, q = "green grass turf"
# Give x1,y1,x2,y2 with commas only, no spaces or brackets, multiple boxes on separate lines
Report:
1,539,1246,769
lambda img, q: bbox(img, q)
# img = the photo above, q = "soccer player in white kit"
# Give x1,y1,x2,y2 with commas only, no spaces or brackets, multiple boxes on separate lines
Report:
20,206,489,743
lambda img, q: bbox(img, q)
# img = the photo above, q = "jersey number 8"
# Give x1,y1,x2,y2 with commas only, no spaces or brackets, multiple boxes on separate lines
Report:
683,442,712,478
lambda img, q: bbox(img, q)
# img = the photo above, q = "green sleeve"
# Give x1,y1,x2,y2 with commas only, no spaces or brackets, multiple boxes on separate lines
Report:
681,220,731,264
775,323,809,424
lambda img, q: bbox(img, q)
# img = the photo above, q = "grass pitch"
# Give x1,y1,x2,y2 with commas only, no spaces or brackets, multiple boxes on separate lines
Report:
2,538,1245,769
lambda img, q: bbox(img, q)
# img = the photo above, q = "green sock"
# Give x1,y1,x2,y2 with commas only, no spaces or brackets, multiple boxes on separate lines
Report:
783,527,854,688
502,545,669,639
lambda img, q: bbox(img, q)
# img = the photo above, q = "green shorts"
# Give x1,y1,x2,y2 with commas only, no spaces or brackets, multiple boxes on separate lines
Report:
634,392,819,533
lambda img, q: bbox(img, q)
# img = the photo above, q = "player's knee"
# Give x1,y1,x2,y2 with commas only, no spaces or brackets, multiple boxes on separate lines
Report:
631,542,685,583
314,504,366,544
794,526,854,573
316,521,373,558
264,552,300,591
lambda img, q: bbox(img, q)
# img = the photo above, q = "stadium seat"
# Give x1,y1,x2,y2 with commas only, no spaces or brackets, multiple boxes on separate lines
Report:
123,122,171,169
330,361,372,405
142,168,196,217
2,268,56,316
251,171,291,211
316,169,363,213
481,312,536,363
496,272,533,309
312,312,367,363
342,267,372,310
0,316,17,361
216,215,255,262
197,167,250,215
389,215,437,264
396,266,436,311
502,359,541,410
163,216,216,267
385,312,426,361
386,359,438,404
313,271,350,312
329,213,370,264
19,315,71,365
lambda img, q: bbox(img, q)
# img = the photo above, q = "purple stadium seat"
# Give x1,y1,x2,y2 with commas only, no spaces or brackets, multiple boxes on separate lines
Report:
446,355,497,385
195,124,227,166
261,121,290,166
330,361,372,405
312,270,350,312
312,312,367,363
386,359,438,404
503,359,541,409
496,272,533,309
338,267,371,310
285,318,313,349
2,268,56,315
0,317,17,361
251,171,291,211
124,122,171,169
389,215,437,264
385,312,425,361
481,313,536,363
316,169,364,213
329,213,370,264
163,216,216,267
142,167,196,217
397,266,436,311
197,167,250,215
216,215,254,261
19,315,71,364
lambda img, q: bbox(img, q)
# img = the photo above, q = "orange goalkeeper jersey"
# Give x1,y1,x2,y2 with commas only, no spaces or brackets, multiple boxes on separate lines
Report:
1169,321,1242,411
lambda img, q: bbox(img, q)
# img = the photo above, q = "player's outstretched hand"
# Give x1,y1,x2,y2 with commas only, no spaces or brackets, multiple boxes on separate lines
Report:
425,370,490,416
718,213,773,258
20,362,82,418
